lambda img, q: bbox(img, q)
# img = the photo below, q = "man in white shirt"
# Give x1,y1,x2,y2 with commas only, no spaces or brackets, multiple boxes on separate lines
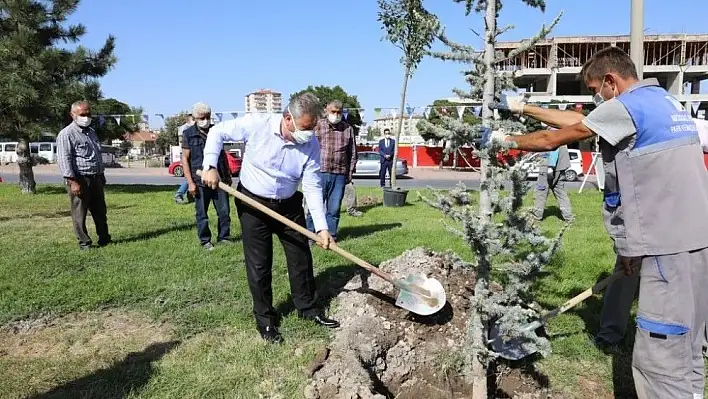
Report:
201,92,339,343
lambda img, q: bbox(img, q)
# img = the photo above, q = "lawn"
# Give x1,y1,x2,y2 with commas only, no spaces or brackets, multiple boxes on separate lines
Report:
0,182,651,398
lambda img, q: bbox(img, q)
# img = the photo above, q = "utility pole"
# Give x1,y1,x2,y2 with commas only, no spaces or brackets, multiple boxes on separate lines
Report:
630,0,644,79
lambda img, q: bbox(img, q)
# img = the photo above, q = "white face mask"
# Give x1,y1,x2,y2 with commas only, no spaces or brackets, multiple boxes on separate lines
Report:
196,119,210,129
75,116,92,127
289,107,314,144
592,77,617,106
327,114,342,125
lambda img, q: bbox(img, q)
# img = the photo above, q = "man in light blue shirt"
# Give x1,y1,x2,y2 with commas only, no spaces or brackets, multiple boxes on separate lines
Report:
201,92,339,344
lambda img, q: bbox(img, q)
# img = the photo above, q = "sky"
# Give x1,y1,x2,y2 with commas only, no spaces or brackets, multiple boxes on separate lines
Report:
66,0,708,128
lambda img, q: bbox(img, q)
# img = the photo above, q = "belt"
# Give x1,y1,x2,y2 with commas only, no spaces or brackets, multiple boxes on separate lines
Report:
237,183,297,204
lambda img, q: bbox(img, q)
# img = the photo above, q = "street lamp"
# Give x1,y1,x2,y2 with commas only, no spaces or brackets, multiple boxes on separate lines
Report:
630,0,644,79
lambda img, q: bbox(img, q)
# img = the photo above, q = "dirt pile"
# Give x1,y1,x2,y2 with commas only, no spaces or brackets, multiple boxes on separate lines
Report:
305,247,552,399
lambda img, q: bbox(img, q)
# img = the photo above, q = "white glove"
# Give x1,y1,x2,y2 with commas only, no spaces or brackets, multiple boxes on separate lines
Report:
490,130,509,144
694,118,708,153
506,98,525,114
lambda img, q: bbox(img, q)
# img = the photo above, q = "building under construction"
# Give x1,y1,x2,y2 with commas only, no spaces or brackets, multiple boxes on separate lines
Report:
494,34,708,115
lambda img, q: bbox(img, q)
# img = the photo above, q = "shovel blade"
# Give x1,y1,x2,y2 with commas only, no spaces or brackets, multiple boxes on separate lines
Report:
488,323,542,361
394,273,446,316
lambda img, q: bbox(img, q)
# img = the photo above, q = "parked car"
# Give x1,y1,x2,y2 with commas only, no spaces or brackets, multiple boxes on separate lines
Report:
168,152,242,177
352,151,408,178
518,149,583,181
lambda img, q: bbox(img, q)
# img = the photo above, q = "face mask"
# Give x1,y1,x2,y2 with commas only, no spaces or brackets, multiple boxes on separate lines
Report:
288,107,314,144
327,114,342,124
75,116,91,127
385,134,391,139
592,77,616,106
197,119,210,129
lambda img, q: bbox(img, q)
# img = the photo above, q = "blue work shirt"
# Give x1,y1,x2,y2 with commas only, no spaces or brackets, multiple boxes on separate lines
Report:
202,113,328,232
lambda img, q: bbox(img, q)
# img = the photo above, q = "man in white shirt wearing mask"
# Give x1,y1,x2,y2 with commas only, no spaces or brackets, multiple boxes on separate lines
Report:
201,92,339,344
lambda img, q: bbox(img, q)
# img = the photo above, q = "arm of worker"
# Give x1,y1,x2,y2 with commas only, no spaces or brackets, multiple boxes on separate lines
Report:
347,128,358,182
56,131,76,180
489,97,585,128
521,104,586,129
302,141,333,248
202,114,254,171
695,118,708,153
505,99,636,151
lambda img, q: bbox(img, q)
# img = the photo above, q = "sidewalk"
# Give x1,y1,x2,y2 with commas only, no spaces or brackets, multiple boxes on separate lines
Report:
1,163,173,176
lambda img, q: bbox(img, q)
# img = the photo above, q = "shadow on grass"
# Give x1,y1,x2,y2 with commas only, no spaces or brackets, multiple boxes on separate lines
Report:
28,340,181,399
275,264,363,321
537,269,639,398
106,184,178,195
337,223,402,241
0,204,135,222
537,206,570,222
112,222,195,244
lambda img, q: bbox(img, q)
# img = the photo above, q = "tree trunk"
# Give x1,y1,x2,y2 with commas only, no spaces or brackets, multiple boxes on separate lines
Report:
390,64,411,189
16,137,36,194
467,1,498,397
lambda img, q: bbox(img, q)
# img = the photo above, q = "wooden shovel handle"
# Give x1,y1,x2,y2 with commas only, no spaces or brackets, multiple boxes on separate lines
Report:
196,171,396,283
541,270,625,322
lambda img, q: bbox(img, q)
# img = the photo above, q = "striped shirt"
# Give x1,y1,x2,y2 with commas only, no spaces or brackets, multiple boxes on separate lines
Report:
314,118,357,176
56,122,104,178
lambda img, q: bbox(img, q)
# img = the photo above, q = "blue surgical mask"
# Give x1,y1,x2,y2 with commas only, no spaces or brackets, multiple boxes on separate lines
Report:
289,107,314,144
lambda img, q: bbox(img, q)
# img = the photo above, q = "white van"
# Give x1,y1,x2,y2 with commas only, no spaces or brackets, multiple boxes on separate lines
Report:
0,142,18,164
519,149,584,181
31,142,57,163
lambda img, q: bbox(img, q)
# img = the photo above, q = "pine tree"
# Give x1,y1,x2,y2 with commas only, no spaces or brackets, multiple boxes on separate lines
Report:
0,0,116,193
417,1,563,397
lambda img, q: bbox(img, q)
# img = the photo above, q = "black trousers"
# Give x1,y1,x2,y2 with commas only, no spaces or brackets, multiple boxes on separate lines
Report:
235,183,320,327
379,159,393,187
67,175,110,248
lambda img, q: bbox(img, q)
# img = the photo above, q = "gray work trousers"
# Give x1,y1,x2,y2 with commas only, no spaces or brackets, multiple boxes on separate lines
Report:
533,169,573,221
67,175,111,248
631,249,708,398
597,256,640,343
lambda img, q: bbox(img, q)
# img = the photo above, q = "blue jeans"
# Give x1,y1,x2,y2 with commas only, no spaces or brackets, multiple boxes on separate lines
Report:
195,185,231,245
175,179,188,197
306,172,347,238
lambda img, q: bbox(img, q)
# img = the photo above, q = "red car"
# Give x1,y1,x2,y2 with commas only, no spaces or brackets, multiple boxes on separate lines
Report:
169,152,242,177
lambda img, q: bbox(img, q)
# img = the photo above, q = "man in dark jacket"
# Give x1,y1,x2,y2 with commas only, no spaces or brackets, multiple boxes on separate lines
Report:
182,102,232,250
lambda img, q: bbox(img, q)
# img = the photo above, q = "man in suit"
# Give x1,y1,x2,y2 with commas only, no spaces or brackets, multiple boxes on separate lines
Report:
378,129,395,187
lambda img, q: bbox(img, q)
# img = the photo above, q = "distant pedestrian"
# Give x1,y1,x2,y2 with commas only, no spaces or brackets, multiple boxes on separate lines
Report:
531,144,574,222
378,129,395,188
56,100,111,250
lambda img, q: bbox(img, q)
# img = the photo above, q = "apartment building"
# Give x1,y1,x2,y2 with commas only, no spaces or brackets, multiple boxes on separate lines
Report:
244,89,283,113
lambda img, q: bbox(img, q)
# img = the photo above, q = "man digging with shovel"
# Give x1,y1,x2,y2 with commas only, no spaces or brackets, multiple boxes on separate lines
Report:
485,46,708,398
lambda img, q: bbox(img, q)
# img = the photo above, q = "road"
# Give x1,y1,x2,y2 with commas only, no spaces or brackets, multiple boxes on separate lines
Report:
0,165,600,191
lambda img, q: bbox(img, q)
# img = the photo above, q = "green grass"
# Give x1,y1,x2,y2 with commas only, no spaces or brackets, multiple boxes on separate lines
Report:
0,183,657,398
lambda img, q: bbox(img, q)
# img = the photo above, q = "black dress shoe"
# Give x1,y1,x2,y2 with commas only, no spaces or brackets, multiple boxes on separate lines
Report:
257,325,283,344
301,314,340,329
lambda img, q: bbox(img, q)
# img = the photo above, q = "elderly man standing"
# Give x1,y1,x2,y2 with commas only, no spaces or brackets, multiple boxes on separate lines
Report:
57,100,111,250
305,100,357,241
201,93,339,344
182,102,232,250
174,114,195,204
487,46,708,398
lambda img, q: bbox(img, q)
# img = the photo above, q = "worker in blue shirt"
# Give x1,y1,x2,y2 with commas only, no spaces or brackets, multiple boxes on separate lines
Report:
486,46,708,398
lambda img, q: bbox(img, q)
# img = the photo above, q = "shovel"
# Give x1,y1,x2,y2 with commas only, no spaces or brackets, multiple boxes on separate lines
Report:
487,269,624,360
197,172,447,316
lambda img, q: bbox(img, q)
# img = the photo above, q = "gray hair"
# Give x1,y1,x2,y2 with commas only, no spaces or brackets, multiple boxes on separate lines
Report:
285,92,322,120
71,100,90,112
191,102,211,117
326,100,343,110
